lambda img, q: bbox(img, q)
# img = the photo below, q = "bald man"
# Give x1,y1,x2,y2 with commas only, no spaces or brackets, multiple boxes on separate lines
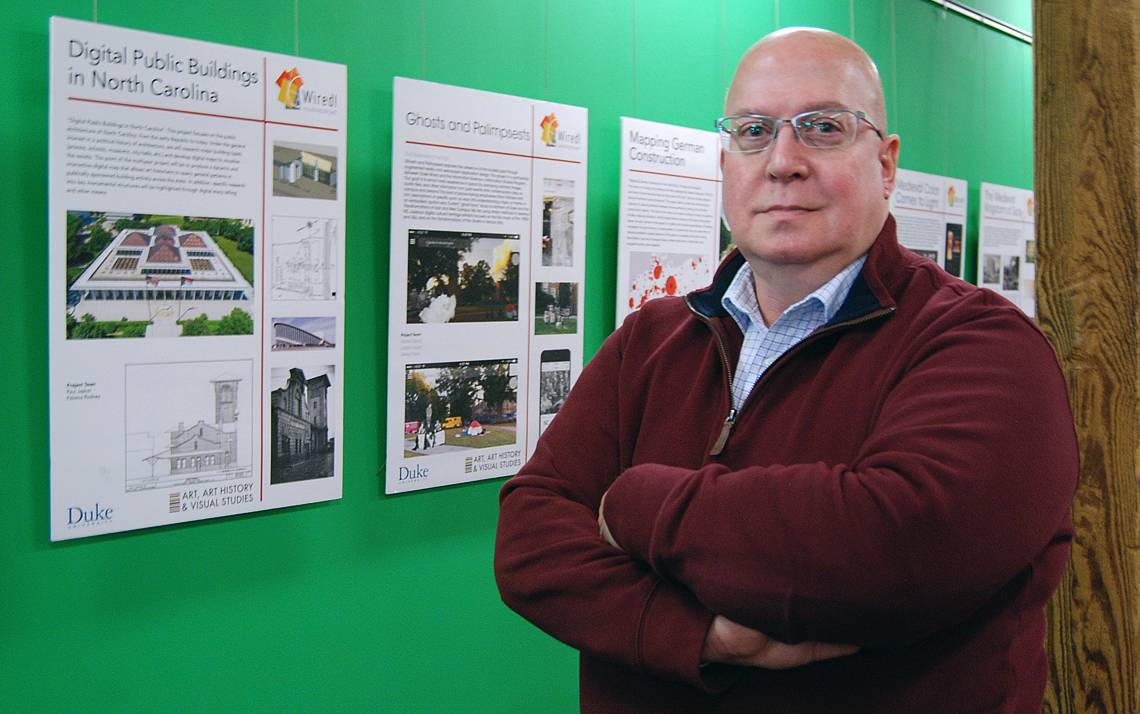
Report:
496,29,1077,712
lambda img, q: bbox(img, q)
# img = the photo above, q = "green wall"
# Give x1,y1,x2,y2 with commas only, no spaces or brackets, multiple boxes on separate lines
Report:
1,1,1031,710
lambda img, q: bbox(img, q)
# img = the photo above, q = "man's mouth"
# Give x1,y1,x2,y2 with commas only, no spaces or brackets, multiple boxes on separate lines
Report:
761,205,815,215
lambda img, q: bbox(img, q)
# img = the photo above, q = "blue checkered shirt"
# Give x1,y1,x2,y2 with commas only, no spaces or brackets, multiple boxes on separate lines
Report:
720,255,868,410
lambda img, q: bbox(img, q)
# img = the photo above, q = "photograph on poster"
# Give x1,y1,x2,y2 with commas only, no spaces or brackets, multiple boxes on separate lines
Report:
272,142,339,201
1003,256,1021,291
534,282,578,335
403,358,518,457
982,254,1002,285
945,223,963,275
538,349,570,435
271,316,336,350
1025,240,1036,264
912,249,938,263
124,360,254,492
270,216,338,301
541,178,574,267
270,366,336,484
406,229,521,324
626,251,710,311
65,211,254,339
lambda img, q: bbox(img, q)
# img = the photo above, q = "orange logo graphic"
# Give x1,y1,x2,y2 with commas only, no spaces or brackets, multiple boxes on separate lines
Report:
275,67,303,109
1026,196,1035,217
947,185,956,207
539,113,558,146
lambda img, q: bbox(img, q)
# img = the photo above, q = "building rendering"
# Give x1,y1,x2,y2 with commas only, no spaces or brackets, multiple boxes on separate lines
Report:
68,223,253,322
273,320,335,349
273,145,338,188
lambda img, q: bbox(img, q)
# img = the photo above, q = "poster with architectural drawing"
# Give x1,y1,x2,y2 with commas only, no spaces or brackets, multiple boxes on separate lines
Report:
387,77,587,493
978,182,1036,317
889,168,968,279
48,18,346,540
616,117,722,323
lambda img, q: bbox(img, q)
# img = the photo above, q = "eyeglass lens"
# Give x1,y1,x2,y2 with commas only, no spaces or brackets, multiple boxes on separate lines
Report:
725,110,859,151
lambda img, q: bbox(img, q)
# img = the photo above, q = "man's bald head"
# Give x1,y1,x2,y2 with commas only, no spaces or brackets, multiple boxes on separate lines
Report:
718,26,901,298
726,28,887,132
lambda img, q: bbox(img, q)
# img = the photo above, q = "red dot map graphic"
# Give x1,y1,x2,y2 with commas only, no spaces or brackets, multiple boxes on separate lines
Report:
628,255,708,310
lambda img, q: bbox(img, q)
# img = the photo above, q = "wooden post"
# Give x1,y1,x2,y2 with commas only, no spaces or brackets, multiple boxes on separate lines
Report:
1034,1,1139,712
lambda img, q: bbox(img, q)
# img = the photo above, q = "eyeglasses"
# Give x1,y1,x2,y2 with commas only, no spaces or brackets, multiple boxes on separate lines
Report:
715,109,884,153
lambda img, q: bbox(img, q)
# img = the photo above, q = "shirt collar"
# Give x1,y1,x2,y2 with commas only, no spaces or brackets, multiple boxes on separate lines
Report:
720,254,869,330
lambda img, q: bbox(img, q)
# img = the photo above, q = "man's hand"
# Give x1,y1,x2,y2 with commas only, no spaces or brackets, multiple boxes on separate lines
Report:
702,615,859,669
597,490,619,548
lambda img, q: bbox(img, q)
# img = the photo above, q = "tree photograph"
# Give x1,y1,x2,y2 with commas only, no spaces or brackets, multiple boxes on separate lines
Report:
406,229,520,323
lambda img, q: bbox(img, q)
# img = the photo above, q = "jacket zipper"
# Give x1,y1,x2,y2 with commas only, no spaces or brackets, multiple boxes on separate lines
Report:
686,298,895,456
710,407,737,455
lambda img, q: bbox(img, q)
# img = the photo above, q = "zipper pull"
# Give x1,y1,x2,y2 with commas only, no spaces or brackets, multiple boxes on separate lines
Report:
709,408,737,456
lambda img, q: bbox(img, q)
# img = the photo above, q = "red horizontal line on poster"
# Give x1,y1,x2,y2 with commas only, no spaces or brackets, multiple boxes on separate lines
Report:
982,214,1033,224
266,119,338,132
892,204,960,216
67,97,338,132
69,96,261,123
406,140,582,164
630,168,722,183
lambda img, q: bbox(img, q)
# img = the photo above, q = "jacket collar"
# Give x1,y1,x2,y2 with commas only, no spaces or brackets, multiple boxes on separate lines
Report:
685,214,902,325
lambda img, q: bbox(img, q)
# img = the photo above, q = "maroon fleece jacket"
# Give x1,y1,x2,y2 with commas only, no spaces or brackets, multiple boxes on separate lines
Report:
495,216,1078,713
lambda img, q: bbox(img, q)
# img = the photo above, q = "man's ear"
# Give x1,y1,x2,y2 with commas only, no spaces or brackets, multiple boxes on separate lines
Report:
879,134,901,198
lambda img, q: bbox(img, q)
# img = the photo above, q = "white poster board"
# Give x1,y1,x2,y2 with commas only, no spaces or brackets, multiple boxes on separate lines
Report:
979,182,1036,317
890,168,968,278
616,117,722,322
387,77,587,493
49,18,346,540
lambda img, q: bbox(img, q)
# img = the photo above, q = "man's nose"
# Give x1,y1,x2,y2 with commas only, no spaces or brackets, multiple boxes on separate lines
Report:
765,124,809,181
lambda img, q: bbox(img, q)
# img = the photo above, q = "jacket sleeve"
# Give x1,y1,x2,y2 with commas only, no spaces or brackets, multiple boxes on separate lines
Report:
601,304,1079,647
493,323,729,690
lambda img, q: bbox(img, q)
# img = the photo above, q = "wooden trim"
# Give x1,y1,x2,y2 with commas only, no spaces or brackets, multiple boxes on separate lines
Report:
1034,1,1139,711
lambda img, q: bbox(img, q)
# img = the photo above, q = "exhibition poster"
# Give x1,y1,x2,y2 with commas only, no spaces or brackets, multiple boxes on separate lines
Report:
979,182,1036,317
49,18,346,540
387,78,587,493
889,168,968,279
616,117,722,323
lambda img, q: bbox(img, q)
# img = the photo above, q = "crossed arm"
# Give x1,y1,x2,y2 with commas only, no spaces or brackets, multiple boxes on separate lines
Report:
495,305,1077,688
597,490,858,669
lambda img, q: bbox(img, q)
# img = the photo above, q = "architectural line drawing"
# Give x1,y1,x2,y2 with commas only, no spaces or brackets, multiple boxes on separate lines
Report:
125,362,253,492
271,217,338,300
